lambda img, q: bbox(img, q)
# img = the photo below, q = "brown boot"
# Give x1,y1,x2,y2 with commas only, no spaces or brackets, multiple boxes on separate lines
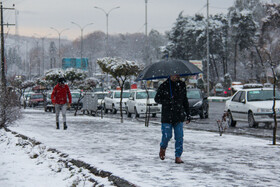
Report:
175,157,184,164
159,147,166,160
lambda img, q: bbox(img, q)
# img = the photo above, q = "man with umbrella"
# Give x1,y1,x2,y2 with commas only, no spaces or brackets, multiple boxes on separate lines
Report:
136,59,201,163
155,74,191,164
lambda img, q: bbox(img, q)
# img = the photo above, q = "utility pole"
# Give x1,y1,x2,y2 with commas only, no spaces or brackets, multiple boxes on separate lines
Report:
144,0,149,65
206,0,210,97
0,2,15,128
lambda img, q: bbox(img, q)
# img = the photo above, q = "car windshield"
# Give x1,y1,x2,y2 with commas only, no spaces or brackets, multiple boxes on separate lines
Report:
96,94,107,99
31,94,43,99
71,93,80,98
187,90,201,99
247,90,280,101
114,92,130,98
136,91,156,99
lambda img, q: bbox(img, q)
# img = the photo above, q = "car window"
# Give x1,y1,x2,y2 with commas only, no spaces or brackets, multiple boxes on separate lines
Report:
31,94,43,99
187,90,201,99
107,92,112,98
96,94,107,99
114,92,130,98
136,91,156,99
240,91,245,102
232,91,242,102
71,93,80,98
129,92,134,98
247,90,280,101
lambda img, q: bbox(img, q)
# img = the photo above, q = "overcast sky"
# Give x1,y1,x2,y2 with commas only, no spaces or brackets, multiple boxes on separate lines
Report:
3,0,236,40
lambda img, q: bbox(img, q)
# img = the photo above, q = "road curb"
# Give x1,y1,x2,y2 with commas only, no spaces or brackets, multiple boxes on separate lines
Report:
4,127,137,187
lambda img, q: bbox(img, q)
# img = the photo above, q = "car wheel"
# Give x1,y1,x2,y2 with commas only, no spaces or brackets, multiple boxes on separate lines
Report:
127,107,132,118
199,108,205,119
112,104,117,114
134,107,140,118
248,112,258,128
204,105,209,118
228,111,237,127
104,104,108,114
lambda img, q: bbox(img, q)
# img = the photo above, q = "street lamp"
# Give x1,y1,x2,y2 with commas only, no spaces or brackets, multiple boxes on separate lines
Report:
50,27,69,67
94,6,120,55
71,22,93,62
33,33,51,76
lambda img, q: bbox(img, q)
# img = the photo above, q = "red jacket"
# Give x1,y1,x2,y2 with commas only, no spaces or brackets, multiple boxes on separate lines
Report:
51,84,72,105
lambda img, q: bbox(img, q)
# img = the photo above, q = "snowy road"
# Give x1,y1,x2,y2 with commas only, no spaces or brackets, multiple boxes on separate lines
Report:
3,108,280,187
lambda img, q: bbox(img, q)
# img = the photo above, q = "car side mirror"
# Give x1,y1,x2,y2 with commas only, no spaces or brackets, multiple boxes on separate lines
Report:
129,96,134,100
241,99,246,104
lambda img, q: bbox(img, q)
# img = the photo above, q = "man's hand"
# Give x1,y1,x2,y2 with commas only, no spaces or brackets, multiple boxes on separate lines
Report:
185,115,191,124
67,103,71,108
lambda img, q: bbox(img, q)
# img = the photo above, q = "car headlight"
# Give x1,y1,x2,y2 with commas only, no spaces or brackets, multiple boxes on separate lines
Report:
137,103,146,106
193,100,202,107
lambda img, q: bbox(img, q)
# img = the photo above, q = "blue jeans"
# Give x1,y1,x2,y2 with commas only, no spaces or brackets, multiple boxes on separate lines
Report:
160,122,184,158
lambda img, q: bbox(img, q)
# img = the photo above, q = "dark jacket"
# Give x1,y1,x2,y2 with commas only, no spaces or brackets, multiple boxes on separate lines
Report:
155,78,190,124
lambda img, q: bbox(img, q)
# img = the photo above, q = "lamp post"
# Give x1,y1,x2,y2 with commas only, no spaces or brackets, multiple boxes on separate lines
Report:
206,0,210,97
50,27,69,67
94,6,120,56
33,33,51,76
71,22,93,63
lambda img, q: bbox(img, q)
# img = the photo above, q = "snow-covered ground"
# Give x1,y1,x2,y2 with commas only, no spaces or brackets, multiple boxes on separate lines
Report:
1,108,280,187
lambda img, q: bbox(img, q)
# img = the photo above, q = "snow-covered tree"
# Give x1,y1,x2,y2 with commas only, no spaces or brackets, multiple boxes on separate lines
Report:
44,68,65,87
64,68,87,87
9,78,35,102
97,57,140,123
228,8,258,80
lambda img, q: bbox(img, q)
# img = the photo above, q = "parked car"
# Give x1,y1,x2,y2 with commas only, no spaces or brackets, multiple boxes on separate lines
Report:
71,91,83,110
20,91,35,107
103,90,130,114
263,82,273,88
45,92,55,113
28,93,44,107
212,83,224,96
92,91,109,110
126,89,161,118
225,87,280,128
187,88,209,119
231,81,243,95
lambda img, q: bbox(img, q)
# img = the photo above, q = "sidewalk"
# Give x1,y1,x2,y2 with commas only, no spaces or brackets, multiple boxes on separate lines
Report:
2,109,280,187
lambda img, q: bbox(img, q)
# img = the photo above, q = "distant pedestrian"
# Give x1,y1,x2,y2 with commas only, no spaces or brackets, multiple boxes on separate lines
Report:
155,75,191,164
51,77,72,130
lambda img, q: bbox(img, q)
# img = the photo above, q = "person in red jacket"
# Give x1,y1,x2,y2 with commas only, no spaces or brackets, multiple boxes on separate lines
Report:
51,77,72,130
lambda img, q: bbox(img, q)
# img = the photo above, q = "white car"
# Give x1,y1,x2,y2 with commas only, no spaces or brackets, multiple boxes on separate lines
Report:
103,90,130,114
225,87,280,128
92,91,109,110
126,89,161,118
20,91,35,107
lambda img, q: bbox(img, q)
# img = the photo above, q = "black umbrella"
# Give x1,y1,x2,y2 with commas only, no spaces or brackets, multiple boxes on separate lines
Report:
136,59,202,81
